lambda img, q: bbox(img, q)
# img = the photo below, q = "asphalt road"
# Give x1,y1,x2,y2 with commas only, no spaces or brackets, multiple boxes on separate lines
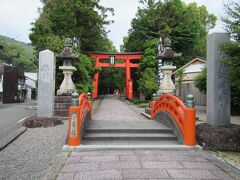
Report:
0,100,37,141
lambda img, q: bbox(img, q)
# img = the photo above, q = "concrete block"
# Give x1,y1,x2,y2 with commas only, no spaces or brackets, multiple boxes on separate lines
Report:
119,155,139,161
80,155,119,162
167,169,217,179
142,161,184,169
100,161,141,170
61,162,99,173
74,170,122,180
123,169,170,179
182,162,219,169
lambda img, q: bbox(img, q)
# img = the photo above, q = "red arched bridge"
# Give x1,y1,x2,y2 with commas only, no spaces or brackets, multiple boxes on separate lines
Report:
67,93,196,147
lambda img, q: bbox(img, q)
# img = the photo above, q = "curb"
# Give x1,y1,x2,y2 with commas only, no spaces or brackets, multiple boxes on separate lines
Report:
62,144,202,152
204,150,240,179
0,126,27,151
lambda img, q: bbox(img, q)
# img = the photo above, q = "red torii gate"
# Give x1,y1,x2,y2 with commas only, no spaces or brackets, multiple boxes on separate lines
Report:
90,52,143,99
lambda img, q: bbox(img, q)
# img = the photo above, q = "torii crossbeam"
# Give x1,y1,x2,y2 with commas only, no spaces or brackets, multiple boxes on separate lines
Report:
90,52,143,99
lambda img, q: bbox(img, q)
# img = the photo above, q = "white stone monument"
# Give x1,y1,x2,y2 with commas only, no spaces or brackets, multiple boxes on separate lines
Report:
37,50,56,117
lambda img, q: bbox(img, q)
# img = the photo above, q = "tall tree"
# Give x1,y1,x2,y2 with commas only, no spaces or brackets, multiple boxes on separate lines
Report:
195,0,240,114
122,0,216,99
30,0,115,93
221,0,240,114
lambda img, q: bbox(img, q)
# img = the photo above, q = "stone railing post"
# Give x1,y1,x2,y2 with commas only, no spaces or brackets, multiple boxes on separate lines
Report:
71,92,79,106
87,92,92,100
186,94,194,108
152,93,158,101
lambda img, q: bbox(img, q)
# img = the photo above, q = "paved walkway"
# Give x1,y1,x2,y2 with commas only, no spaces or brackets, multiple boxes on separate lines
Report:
93,95,148,121
57,150,233,180
90,95,170,130
57,96,235,179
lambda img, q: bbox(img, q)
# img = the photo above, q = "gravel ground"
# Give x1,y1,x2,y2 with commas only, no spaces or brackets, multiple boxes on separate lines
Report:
212,151,240,170
0,122,68,180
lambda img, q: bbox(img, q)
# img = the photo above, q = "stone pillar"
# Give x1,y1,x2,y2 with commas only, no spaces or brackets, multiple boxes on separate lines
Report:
37,50,56,118
207,33,230,127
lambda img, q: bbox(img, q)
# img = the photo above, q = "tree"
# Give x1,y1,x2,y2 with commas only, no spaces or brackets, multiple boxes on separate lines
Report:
30,0,115,93
195,67,206,94
195,1,240,114
0,36,37,72
123,0,216,65
222,0,240,114
122,0,216,99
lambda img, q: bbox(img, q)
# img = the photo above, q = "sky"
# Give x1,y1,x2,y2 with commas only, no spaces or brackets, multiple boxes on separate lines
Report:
0,0,226,50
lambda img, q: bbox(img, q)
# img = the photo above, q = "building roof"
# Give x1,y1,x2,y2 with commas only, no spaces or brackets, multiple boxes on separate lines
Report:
173,58,206,75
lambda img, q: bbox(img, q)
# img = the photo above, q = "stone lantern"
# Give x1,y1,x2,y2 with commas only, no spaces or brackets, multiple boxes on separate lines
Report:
157,38,181,95
56,38,78,96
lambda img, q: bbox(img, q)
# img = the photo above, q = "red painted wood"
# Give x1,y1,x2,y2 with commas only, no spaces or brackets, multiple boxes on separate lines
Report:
90,53,143,99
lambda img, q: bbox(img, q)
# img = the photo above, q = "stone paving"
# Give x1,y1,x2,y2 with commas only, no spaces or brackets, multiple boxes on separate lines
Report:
93,95,147,121
57,96,235,179
57,150,234,180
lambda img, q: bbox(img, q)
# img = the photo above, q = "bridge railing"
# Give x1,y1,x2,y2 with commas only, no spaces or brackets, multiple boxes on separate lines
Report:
68,93,92,146
150,94,196,146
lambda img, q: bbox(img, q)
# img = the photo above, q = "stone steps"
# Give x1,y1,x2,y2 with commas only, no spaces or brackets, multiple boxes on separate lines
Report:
85,128,173,133
82,120,179,146
83,132,177,140
81,139,179,145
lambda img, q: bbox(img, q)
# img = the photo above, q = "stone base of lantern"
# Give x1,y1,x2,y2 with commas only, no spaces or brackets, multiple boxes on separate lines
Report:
157,66,176,96
57,89,75,96
57,66,76,96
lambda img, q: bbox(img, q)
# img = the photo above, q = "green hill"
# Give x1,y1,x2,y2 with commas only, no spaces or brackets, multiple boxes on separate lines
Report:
0,35,37,72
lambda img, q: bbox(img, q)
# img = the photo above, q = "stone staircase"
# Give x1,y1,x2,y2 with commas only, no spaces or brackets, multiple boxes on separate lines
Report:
54,96,71,120
81,120,179,145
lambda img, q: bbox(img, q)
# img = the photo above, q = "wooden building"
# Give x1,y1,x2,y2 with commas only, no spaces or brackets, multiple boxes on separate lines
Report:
173,58,206,106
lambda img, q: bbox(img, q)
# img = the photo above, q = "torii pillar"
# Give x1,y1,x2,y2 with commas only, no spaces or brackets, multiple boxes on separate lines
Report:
90,52,143,99
125,58,133,99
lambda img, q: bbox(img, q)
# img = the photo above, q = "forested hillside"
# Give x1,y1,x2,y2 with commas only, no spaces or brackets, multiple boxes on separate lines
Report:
0,35,37,72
